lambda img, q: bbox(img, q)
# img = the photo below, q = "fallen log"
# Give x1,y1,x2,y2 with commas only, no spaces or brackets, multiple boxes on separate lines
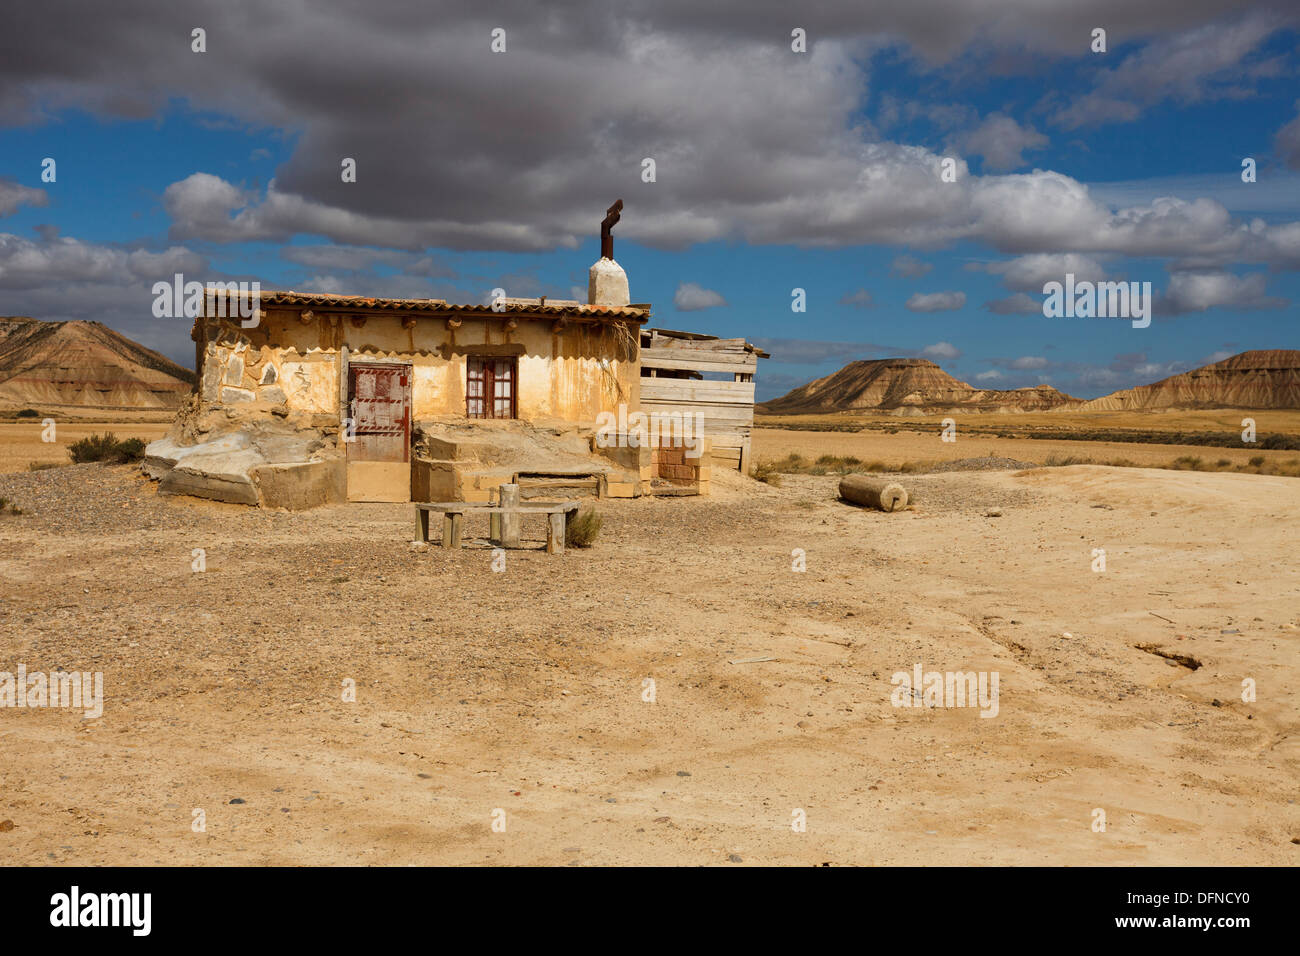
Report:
839,474,909,512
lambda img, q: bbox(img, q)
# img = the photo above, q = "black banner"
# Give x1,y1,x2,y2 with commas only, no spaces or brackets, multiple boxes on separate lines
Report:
3,866,1280,942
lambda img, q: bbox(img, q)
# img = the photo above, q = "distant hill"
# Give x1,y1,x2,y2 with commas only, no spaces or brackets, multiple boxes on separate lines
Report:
756,357,1079,415
0,317,195,409
1081,350,1300,411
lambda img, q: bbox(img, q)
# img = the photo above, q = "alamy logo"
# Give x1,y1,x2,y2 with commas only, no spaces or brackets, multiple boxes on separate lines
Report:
890,663,999,718
595,404,705,458
0,665,102,719
1042,273,1151,328
152,273,261,327
50,886,151,936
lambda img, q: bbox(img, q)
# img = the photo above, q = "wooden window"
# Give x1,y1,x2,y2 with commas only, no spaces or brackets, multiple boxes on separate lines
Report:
466,357,517,419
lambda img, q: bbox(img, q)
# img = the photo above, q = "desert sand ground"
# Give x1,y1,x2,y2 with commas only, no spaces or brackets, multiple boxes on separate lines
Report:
0,432,1296,865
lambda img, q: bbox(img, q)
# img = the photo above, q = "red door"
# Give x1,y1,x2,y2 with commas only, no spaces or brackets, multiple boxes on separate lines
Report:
466,357,517,419
348,363,410,461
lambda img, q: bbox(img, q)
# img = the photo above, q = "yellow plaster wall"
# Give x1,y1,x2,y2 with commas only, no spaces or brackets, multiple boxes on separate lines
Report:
200,307,639,423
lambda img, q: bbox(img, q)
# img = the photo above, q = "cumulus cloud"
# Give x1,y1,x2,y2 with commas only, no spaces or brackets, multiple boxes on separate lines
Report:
150,118,1300,271
905,290,966,312
949,113,1048,172
673,281,727,311
990,355,1050,370
1051,13,1288,130
0,230,221,365
983,292,1042,314
1159,270,1288,314
0,233,206,289
980,253,1111,291
280,243,456,277
975,369,1003,381
890,254,933,278
0,180,47,217
921,341,961,360
839,288,875,307
1276,101,1300,171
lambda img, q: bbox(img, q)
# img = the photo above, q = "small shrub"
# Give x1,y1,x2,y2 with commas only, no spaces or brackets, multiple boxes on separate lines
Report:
27,461,60,471
68,433,147,464
752,461,782,485
15,408,40,418
0,497,21,516
566,508,602,548
1249,455,1265,467
1216,458,1231,467
115,437,147,461
1260,434,1300,451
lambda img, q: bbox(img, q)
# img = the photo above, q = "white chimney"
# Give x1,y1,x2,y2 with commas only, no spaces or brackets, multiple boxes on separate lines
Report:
588,257,630,308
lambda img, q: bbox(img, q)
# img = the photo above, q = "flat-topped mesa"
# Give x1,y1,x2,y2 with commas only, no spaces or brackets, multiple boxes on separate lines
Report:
589,199,630,308
758,357,1080,414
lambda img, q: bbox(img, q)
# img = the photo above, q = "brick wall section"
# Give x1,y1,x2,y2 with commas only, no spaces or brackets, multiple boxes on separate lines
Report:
651,438,712,491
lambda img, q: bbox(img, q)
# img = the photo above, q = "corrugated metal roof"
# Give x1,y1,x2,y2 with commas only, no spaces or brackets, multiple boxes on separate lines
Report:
252,290,650,321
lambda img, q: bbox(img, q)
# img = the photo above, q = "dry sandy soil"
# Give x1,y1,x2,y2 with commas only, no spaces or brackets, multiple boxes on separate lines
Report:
1,438,1297,865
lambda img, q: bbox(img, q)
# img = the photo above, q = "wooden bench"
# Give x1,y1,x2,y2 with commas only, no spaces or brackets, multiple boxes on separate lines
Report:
413,499,580,553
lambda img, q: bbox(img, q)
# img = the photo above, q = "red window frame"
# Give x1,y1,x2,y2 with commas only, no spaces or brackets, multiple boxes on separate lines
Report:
466,356,517,419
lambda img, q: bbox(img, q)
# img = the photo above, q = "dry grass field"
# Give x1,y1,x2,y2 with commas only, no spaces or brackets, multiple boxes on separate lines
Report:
753,427,1300,472
0,421,171,473
756,408,1300,435
753,408,1300,475
0,424,1296,865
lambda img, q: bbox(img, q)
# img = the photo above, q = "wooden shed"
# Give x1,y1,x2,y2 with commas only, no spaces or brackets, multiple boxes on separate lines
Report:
638,328,769,473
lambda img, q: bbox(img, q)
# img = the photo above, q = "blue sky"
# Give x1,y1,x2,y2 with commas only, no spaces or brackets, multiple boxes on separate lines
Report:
1,2,1298,400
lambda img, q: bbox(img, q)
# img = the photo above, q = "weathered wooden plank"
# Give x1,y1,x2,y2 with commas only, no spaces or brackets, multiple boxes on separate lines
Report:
640,358,757,376
441,512,463,549
640,380,755,404
415,502,579,513
641,347,756,369
547,511,566,554
639,401,756,424
499,483,521,548
650,334,749,350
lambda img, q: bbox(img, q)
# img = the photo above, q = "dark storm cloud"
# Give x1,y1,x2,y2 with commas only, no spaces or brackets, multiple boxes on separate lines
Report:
2,1,1298,256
